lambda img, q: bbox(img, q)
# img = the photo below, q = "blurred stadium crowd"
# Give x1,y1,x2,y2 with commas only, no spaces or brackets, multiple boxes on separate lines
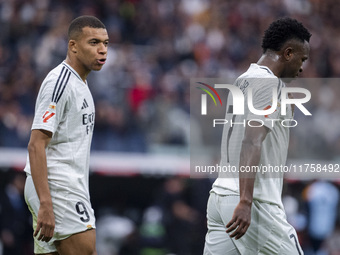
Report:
0,0,339,254
0,0,339,156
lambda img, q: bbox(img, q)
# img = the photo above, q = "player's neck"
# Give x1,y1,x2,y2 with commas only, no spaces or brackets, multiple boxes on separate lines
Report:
257,51,283,78
64,57,89,82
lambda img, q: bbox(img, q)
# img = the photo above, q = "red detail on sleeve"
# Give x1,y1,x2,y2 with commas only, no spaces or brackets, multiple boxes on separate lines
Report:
263,105,277,118
42,111,55,123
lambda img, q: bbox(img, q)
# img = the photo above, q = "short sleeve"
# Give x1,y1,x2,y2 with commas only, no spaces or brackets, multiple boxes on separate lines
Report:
31,77,68,134
245,78,282,130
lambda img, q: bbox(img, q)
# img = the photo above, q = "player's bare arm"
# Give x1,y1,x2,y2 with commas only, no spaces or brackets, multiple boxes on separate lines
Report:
226,125,269,240
27,129,54,242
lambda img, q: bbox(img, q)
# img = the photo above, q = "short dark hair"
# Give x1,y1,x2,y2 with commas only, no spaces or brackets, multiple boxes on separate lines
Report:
68,15,106,40
261,17,311,53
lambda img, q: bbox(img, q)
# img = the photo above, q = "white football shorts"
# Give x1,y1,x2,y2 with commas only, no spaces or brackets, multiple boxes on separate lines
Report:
204,191,303,255
24,174,96,254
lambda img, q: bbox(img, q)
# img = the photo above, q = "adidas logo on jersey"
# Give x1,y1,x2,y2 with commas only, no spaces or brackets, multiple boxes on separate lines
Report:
81,99,89,110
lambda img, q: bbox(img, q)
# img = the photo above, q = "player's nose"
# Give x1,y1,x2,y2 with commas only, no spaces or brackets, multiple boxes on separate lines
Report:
98,43,107,55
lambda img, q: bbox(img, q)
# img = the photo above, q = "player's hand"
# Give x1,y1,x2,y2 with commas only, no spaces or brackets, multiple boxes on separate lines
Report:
34,202,55,242
226,200,251,240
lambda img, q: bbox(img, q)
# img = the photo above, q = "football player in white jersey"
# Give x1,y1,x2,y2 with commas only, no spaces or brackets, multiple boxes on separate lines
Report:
204,17,311,255
24,16,108,255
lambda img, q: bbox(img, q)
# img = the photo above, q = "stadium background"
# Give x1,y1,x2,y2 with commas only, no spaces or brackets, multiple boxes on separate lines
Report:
0,0,339,254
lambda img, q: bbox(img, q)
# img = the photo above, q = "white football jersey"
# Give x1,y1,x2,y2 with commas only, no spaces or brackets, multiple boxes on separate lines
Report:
24,61,95,197
212,64,294,208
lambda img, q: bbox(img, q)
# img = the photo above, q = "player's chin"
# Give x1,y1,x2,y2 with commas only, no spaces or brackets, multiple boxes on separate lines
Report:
92,65,104,71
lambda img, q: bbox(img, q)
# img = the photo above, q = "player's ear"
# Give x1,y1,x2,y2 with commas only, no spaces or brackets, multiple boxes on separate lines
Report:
283,47,293,61
69,40,77,53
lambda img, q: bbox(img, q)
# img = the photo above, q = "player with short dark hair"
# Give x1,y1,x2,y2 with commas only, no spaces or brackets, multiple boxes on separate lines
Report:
24,15,109,255
261,17,311,53
68,15,106,40
204,17,311,254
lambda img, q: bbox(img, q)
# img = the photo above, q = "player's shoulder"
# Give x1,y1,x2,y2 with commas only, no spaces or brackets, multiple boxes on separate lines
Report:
43,62,82,91
39,62,74,103
41,63,63,86
44,62,72,83
238,64,281,90
240,63,276,79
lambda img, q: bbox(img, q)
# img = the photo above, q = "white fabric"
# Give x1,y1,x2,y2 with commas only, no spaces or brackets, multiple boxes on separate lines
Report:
24,61,95,196
25,175,95,254
204,192,303,255
212,64,294,209
23,61,96,253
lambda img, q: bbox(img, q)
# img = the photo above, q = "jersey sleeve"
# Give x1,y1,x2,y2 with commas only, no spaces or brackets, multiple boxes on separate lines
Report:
245,78,282,130
31,76,69,135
